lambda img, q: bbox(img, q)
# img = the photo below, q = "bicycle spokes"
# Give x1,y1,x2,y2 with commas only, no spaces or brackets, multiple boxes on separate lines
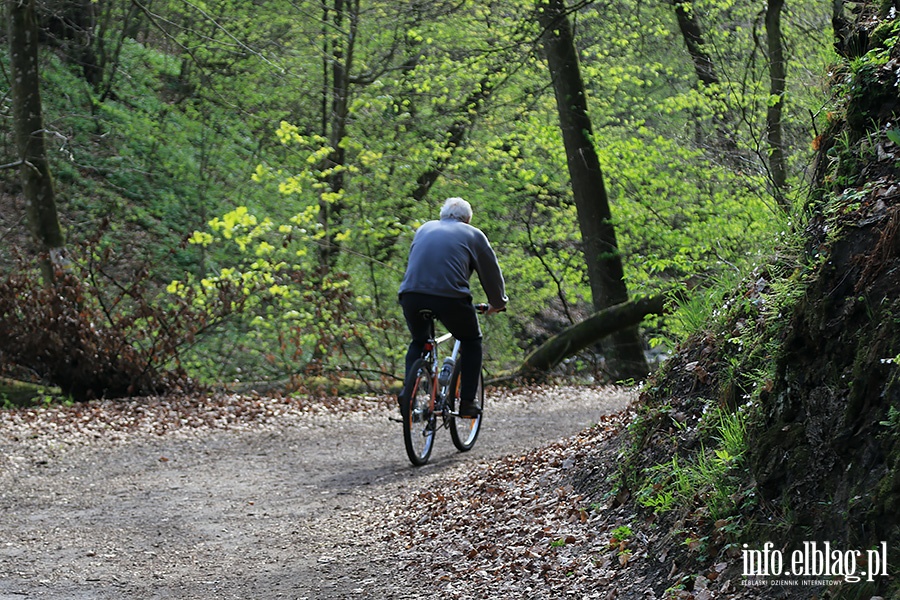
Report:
402,358,435,466
449,363,483,452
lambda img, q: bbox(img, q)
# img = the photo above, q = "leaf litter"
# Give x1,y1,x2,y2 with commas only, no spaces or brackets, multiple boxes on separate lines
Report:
0,385,777,598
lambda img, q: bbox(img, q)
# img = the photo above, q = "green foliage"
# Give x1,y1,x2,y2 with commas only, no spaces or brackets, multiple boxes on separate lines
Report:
637,407,750,521
0,0,837,389
168,206,399,384
879,405,900,430
609,525,634,545
0,379,65,409
602,135,780,292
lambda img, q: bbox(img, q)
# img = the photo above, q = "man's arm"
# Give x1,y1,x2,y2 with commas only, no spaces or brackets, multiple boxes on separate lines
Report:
473,234,508,310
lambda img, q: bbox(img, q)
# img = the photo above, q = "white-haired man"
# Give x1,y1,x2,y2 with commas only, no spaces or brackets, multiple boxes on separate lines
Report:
398,197,508,417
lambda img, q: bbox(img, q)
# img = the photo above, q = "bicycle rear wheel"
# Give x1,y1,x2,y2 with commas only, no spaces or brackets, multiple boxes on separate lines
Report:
402,358,436,466
448,361,483,452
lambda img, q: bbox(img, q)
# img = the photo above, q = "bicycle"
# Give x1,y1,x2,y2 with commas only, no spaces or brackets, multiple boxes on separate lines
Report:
400,303,499,466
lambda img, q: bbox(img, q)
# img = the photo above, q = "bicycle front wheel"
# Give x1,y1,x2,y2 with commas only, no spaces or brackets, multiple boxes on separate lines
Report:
448,361,483,452
402,358,436,466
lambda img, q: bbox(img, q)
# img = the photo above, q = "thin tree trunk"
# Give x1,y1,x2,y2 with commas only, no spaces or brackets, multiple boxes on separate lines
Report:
318,0,359,271
670,0,737,152
8,0,66,282
765,0,790,210
671,0,718,87
74,0,99,86
536,0,649,381
39,0,100,85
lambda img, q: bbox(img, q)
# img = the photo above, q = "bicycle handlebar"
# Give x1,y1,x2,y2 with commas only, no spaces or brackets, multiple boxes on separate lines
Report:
475,303,507,314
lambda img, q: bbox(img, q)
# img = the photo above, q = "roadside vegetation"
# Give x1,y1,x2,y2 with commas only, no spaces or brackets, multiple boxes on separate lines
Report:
1,0,832,401
609,9,900,594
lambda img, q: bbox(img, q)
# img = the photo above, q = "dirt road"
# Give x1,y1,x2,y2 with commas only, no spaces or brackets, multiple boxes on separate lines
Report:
0,386,632,599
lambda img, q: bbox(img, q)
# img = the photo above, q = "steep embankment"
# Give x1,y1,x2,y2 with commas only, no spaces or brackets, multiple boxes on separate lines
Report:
615,4,900,597
749,5,900,584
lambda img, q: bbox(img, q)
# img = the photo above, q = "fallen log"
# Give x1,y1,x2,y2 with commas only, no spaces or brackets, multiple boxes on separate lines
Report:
0,377,62,407
490,295,666,383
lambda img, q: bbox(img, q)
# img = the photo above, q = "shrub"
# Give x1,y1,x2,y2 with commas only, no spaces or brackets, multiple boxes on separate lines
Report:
0,233,245,402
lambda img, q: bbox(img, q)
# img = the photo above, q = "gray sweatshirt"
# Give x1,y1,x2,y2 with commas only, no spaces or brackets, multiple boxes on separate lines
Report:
399,217,508,309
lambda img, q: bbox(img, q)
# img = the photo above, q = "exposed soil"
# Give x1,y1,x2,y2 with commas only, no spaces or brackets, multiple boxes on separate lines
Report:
0,385,640,599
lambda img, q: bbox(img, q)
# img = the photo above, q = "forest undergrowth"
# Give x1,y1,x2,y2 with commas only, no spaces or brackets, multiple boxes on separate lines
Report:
601,12,900,596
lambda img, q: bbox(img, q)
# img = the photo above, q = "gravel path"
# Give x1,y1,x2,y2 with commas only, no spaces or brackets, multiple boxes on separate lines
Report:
0,385,633,599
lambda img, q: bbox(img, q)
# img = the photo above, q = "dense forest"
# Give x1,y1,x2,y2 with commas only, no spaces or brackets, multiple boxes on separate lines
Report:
4,1,900,595
1,0,832,398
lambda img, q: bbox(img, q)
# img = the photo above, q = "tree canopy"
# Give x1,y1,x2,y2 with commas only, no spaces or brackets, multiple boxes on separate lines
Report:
0,0,836,395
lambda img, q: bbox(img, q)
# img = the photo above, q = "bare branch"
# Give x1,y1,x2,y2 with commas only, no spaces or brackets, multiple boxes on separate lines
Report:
0,159,24,170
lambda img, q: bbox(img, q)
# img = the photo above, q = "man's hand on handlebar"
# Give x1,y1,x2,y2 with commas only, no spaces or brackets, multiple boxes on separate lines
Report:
475,303,507,315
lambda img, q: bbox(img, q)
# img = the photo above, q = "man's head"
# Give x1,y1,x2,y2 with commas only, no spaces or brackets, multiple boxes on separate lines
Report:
440,197,473,223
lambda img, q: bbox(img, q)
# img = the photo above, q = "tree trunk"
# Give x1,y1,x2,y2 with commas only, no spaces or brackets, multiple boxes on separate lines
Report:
536,0,649,381
517,296,665,377
765,0,790,210
317,0,359,271
8,0,66,282
39,0,100,85
671,0,718,87
670,0,737,153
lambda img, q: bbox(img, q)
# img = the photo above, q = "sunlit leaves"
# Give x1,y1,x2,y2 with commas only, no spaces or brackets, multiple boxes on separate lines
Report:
599,133,778,294
276,121,323,147
143,0,831,383
189,231,215,246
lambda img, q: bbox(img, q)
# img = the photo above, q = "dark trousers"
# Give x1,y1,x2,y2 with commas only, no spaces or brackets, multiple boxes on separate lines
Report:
400,292,482,403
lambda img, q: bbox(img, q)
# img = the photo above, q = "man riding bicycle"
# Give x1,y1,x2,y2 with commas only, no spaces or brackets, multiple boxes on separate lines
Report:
398,197,508,418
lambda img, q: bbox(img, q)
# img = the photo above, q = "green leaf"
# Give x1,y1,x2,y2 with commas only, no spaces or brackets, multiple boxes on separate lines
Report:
887,128,900,146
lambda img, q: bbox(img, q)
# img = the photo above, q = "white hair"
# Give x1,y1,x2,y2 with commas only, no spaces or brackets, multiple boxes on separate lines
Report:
440,197,473,222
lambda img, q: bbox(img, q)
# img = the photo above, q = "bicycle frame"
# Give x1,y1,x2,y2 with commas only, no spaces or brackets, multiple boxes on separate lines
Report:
422,326,461,419
401,304,491,466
